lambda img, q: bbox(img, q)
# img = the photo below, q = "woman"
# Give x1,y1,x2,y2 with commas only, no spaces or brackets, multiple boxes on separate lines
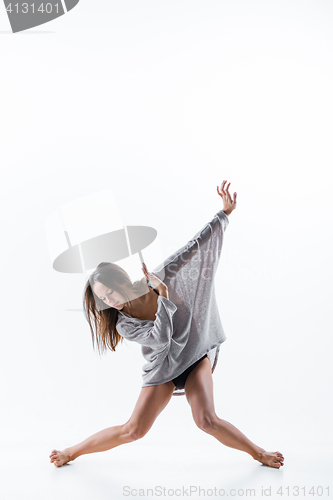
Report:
50,180,284,469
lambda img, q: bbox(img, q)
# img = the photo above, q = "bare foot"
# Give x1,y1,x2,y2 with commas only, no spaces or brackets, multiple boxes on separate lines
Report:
257,449,284,468
49,448,73,467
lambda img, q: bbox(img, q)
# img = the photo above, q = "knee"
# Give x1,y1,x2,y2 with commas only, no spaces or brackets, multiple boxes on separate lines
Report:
122,421,149,442
193,413,219,434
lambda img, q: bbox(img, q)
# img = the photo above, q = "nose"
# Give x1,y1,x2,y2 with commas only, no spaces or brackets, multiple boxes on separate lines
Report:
107,298,118,307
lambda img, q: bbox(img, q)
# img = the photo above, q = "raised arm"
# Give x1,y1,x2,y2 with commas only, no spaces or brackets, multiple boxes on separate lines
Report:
152,179,237,281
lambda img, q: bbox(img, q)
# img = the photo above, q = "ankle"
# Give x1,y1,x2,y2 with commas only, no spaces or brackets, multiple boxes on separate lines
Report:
64,447,76,461
252,446,266,462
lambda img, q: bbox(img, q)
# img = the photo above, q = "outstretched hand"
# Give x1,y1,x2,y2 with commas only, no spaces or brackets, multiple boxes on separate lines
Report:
217,180,237,217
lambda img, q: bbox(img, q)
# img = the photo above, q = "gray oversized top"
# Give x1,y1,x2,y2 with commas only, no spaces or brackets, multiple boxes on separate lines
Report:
116,209,230,396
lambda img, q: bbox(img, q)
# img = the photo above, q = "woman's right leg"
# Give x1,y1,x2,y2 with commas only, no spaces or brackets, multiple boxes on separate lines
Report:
50,380,175,467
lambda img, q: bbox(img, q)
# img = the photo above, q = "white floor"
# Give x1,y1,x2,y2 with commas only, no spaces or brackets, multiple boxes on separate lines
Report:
1,439,332,500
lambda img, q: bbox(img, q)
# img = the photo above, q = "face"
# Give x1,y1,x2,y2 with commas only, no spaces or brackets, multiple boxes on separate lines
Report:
92,282,125,310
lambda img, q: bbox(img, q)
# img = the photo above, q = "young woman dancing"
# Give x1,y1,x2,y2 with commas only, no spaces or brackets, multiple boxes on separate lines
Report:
50,180,284,469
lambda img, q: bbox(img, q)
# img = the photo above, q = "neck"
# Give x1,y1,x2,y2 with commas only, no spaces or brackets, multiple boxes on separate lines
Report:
121,284,151,316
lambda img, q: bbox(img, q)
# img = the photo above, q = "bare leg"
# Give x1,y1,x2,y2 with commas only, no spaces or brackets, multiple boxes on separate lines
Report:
50,380,175,467
184,357,284,468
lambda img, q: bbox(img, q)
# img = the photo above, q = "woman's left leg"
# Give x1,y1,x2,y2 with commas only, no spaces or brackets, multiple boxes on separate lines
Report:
184,357,284,468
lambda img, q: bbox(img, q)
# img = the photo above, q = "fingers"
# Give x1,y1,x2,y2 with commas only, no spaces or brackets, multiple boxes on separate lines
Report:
217,181,226,198
225,182,233,203
218,180,232,198
218,181,237,202
142,262,148,273
220,180,227,194
142,263,149,281
142,263,156,282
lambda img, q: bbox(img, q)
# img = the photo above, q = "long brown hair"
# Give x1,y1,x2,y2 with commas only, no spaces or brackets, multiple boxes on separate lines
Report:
83,262,147,355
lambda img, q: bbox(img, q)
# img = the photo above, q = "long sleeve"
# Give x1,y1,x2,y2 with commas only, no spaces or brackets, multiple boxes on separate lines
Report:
116,295,178,349
153,209,229,282
116,209,230,393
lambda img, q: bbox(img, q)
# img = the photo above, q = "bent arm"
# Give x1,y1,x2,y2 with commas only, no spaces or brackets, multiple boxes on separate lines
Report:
116,295,177,349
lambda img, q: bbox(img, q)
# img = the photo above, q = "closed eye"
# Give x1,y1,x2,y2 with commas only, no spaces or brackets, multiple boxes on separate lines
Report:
101,290,113,301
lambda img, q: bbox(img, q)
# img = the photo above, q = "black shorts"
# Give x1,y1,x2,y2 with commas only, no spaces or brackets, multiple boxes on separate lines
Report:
171,354,208,390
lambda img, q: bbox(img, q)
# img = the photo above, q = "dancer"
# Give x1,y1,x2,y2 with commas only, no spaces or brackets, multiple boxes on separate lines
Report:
50,180,284,469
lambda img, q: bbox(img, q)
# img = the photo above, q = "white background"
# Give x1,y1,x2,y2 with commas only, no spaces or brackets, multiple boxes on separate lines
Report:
1,1,332,499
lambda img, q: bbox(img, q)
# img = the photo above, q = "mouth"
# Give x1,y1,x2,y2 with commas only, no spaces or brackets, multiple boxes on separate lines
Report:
113,301,119,307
